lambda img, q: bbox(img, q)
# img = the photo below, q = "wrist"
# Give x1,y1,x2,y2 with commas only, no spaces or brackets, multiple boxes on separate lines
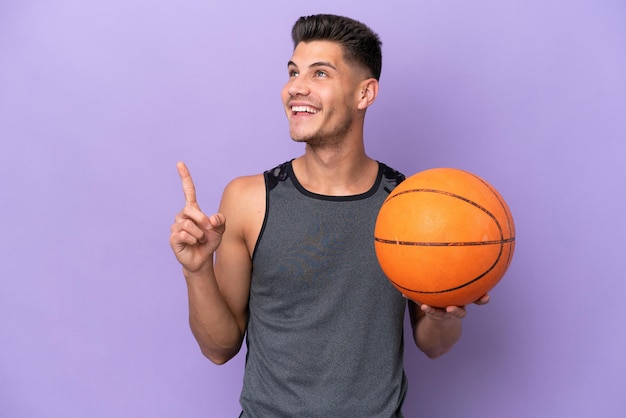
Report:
182,258,214,281
424,314,461,329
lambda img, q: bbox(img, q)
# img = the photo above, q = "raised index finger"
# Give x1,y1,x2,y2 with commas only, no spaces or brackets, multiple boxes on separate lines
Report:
176,161,197,206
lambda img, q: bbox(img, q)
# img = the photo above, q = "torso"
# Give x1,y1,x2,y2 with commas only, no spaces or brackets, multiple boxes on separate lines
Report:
239,159,408,417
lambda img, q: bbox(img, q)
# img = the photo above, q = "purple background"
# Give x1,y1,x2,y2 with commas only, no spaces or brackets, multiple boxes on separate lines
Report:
1,1,625,417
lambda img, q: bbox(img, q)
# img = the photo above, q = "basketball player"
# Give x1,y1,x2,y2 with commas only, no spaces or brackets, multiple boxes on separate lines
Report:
170,14,489,417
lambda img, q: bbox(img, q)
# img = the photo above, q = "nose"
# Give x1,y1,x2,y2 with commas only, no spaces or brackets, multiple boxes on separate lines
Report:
286,74,310,97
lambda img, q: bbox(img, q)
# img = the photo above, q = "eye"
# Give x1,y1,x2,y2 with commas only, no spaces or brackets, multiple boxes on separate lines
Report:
314,70,328,77
289,69,299,77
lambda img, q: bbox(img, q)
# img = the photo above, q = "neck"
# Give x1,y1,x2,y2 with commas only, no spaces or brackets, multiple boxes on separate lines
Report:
292,142,379,196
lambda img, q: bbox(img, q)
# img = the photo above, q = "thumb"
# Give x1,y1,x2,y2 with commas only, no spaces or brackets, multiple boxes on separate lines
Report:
207,213,226,233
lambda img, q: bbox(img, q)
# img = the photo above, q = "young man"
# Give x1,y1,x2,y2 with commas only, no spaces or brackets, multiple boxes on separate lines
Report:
170,14,488,417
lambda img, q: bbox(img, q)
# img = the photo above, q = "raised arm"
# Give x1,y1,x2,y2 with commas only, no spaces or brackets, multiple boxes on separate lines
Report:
169,162,264,364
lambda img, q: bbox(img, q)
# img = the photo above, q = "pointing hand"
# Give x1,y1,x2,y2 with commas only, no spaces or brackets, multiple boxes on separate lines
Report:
169,162,225,273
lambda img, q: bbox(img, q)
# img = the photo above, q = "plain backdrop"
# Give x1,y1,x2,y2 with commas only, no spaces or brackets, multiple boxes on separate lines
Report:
1,1,625,417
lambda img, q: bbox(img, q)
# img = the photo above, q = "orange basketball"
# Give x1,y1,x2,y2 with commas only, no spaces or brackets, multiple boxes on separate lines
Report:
374,168,515,307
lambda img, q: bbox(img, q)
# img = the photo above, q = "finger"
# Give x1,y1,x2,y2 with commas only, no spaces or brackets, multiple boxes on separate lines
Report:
179,205,213,230
170,229,204,250
207,213,226,233
446,306,467,319
420,304,441,316
171,219,207,245
474,294,490,305
177,161,197,206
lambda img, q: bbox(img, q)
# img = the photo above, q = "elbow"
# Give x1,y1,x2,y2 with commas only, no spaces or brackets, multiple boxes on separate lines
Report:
200,345,241,365
189,323,244,365
206,353,231,366
422,346,452,360
202,350,233,365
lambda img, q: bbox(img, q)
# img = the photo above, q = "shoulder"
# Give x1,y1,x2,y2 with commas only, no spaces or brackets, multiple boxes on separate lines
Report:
218,161,292,239
220,173,266,215
263,160,292,191
224,173,265,195
223,160,292,198
219,173,266,250
378,162,406,189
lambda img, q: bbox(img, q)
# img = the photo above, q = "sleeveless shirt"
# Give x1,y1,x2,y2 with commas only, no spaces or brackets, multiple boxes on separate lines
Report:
239,160,407,417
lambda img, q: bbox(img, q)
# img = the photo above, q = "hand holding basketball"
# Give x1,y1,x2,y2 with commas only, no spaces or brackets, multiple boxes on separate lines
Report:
170,162,225,273
418,293,490,320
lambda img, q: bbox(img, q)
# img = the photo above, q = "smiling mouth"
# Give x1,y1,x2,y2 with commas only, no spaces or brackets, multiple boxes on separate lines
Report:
291,105,319,115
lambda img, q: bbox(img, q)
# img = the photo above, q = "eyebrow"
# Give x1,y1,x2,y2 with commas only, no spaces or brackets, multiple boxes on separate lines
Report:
287,60,338,71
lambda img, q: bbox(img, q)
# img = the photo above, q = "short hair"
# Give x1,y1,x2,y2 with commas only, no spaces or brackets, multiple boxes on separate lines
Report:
291,14,383,81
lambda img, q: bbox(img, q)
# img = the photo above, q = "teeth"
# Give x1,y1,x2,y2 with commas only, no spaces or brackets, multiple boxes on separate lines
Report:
292,105,318,114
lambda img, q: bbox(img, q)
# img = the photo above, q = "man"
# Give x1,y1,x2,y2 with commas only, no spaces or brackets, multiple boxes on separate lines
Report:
170,14,488,417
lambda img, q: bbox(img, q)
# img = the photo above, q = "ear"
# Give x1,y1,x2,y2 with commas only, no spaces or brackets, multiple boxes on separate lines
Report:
356,78,379,110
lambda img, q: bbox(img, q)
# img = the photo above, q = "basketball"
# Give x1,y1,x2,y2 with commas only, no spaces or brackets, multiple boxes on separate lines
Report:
374,168,515,307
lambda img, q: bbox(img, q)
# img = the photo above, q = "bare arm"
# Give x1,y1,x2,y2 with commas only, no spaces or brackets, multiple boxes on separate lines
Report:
169,162,263,364
409,295,490,359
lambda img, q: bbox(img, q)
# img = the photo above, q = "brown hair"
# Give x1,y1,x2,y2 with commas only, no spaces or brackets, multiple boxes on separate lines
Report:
291,14,383,81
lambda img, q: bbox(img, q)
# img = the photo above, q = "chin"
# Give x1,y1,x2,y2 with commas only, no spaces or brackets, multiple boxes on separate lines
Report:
289,128,315,143
290,136,313,145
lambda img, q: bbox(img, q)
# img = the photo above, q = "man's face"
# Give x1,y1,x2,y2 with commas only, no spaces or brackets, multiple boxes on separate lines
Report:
281,40,366,147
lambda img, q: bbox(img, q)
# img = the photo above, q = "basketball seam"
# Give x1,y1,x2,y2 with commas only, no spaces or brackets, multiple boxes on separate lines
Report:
374,237,515,246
